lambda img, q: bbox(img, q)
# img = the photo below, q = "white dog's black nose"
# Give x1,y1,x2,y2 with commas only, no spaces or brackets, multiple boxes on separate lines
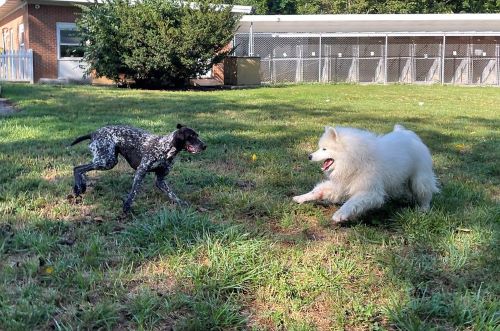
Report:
308,154,312,160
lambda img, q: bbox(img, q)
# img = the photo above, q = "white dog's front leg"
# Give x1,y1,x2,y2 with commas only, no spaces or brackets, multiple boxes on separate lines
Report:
332,192,385,223
293,181,337,204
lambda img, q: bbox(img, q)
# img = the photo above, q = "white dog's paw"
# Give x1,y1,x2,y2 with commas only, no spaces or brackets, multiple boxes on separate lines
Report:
292,195,305,204
332,210,349,223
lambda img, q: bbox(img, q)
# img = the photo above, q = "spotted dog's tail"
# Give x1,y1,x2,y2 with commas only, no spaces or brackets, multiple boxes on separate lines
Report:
70,134,92,146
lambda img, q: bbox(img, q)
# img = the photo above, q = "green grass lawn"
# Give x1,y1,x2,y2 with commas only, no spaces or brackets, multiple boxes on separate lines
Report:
0,83,498,330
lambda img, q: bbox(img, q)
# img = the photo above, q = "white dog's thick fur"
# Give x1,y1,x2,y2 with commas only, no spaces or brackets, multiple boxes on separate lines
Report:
293,125,439,223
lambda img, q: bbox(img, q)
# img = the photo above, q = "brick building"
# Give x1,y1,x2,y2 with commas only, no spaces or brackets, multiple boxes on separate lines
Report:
0,0,251,83
0,0,85,82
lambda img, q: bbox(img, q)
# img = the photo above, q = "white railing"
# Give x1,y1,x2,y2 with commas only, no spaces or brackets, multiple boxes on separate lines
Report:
0,49,34,84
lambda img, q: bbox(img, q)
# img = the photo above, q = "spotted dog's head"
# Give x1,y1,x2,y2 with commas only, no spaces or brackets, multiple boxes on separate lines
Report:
173,124,207,154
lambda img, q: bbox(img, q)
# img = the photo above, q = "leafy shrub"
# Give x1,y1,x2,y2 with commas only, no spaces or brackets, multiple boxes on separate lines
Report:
77,0,238,87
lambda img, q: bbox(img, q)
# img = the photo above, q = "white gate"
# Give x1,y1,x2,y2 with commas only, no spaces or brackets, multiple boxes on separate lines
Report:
0,49,34,83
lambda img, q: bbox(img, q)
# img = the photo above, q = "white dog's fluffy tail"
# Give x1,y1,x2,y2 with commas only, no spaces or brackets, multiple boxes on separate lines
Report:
393,124,406,131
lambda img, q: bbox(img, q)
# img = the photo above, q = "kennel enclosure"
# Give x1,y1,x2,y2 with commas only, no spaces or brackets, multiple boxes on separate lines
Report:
233,14,500,85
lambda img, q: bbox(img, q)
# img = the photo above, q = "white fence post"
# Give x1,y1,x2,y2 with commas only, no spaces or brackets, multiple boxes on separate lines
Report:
29,49,34,84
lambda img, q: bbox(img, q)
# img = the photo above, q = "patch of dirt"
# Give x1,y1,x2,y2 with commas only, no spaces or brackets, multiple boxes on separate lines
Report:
268,204,348,246
0,98,18,115
42,167,67,183
204,158,242,173
235,180,256,190
127,261,185,297
1,251,37,270
247,294,335,330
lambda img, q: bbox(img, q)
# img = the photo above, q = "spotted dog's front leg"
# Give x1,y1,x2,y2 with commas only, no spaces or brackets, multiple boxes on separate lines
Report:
123,163,150,213
155,168,188,207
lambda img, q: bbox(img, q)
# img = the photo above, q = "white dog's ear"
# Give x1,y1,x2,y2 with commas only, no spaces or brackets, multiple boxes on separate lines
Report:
324,126,338,140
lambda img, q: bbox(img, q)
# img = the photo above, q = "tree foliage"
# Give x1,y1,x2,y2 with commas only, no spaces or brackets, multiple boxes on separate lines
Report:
227,0,500,14
77,0,239,86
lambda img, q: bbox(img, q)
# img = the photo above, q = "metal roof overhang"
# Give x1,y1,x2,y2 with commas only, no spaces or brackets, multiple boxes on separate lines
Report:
0,0,253,21
237,14,500,36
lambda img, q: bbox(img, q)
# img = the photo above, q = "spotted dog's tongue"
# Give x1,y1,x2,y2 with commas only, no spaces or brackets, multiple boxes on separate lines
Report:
322,159,334,171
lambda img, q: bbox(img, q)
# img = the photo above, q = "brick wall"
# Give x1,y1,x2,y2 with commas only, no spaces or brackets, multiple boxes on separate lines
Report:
27,4,81,81
0,7,28,52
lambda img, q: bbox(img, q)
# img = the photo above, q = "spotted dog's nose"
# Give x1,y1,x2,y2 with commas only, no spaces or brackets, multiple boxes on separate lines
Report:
308,154,312,160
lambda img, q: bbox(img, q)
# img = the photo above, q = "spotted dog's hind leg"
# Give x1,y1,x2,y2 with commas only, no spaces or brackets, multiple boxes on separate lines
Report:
155,167,187,207
73,140,118,196
73,163,93,195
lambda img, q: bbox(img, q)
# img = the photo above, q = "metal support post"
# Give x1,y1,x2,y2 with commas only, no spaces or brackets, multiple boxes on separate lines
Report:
318,34,322,82
249,22,254,56
496,43,500,86
441,34,446,85
384,34,388,84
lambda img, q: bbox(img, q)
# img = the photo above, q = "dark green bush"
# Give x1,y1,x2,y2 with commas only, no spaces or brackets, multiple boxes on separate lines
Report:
77,0,238,87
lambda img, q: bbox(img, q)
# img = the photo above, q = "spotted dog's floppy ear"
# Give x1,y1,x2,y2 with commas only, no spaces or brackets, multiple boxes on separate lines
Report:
173,125,186,150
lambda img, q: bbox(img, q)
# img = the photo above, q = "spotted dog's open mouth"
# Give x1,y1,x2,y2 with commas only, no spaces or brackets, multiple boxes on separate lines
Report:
186,145,199,154
322,158,334,171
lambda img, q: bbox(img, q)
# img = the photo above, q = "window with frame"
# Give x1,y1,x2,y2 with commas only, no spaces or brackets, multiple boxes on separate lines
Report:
9,28,13,51
18,23,24,50
2,30,7,53
57,23,84,59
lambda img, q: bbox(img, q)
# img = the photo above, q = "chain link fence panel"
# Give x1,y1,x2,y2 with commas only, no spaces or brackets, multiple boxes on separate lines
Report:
470,36,498,85
387,37,412,83
321,37,357,83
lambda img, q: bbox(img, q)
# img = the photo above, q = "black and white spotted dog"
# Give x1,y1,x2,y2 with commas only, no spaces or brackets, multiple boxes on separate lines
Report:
70,124,206,213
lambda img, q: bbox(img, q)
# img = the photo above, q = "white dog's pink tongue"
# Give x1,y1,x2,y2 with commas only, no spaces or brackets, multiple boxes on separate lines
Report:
322,159,334,171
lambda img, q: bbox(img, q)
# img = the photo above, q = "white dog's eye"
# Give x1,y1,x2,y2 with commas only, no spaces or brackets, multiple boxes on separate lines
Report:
322,148,326,151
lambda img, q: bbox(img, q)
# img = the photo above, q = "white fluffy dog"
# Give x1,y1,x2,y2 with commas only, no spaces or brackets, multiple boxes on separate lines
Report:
293,125,439,223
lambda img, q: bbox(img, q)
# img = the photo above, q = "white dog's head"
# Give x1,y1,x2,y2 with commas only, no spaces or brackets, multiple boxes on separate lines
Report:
309,126,342,172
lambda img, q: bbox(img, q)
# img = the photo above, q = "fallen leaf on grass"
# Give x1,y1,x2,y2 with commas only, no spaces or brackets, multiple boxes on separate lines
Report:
39,265,54,276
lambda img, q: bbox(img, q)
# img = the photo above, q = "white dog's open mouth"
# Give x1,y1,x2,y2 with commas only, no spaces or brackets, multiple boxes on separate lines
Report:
322,159,334,171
